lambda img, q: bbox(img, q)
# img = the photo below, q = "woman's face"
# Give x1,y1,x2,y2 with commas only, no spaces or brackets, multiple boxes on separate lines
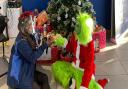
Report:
26,21,33,34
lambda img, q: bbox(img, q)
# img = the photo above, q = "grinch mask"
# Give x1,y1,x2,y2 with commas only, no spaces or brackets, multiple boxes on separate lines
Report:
75,13,93,46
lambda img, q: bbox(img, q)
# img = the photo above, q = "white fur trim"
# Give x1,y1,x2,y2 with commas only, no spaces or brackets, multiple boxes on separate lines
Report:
80,86,88,89
91,74,95,80
76,41,80,67
72,62,76,68
79,67,84,71
62,38,68,48
69,78,76,89
76,59,80,68
98,84,103,89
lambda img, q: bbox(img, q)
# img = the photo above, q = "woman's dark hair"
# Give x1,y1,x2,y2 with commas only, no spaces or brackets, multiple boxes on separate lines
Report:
18,12,37,50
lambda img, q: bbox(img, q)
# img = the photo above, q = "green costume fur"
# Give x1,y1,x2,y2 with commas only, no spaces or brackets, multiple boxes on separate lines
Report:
75,13,93,45
52,61,101,89
53,34,67,47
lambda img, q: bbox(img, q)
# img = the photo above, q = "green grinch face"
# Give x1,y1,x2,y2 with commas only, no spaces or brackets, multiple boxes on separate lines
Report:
75,13,93,45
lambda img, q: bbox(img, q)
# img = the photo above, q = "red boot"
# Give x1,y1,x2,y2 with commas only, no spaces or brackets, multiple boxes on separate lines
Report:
98,78,109,89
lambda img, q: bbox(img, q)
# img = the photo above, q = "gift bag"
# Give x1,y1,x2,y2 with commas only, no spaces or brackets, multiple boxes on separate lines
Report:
93,29,106,49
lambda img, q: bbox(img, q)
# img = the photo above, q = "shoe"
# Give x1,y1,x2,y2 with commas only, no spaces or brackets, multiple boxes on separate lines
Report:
98,78,109,88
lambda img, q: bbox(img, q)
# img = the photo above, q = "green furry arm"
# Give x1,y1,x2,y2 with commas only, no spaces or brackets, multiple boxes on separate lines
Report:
53,34,68,47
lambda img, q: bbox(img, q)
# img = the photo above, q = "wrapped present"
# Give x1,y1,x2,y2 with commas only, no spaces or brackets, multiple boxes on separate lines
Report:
36,23,52,33
46,22,52,32
93,28,106,49
35,26,44,32
60,52,73,62
36,11,48,26
51,46,60,61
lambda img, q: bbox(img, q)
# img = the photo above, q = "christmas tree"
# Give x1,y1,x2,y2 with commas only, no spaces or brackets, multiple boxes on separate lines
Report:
47,0,95,33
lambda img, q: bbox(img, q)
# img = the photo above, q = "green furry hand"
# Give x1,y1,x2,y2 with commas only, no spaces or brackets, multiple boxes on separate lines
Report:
53,34,67,47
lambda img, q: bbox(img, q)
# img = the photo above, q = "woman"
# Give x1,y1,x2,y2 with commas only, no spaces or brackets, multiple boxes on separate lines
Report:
7,12,50,89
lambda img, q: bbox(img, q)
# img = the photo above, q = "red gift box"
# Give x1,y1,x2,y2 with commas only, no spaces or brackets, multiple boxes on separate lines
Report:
35,23,52,33
51,46,60,61
37,47,60,65
60,54,73,62
93,29,106,49
36,11,48,26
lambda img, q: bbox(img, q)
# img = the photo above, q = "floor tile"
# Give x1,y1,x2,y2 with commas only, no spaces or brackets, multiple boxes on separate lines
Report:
117,42,128,51
116,50,128,61
0,84,8,89
95,60,126,75
0,59,8,76
120,61,128,74
95,49,119,62
0,75,7,88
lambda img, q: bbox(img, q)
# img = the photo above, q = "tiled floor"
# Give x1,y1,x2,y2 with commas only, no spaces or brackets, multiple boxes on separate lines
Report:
0,38,128,89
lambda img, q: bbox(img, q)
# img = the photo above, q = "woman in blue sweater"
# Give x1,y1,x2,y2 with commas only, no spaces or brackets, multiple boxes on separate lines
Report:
7,12,50,89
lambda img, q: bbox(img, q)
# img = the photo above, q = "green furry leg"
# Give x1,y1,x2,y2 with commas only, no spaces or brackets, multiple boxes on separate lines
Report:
52,61,101,89
73,68,83,89
52,61,75,89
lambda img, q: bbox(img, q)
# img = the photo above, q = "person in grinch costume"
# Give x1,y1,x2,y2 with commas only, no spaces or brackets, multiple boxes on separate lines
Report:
52,13,108,89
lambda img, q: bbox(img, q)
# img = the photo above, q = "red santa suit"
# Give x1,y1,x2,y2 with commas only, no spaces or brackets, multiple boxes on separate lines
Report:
63,34,108,89
64,34,95,88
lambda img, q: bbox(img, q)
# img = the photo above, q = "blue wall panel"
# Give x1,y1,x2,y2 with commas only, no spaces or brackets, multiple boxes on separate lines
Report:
91,0,111,29
22,0,49,12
